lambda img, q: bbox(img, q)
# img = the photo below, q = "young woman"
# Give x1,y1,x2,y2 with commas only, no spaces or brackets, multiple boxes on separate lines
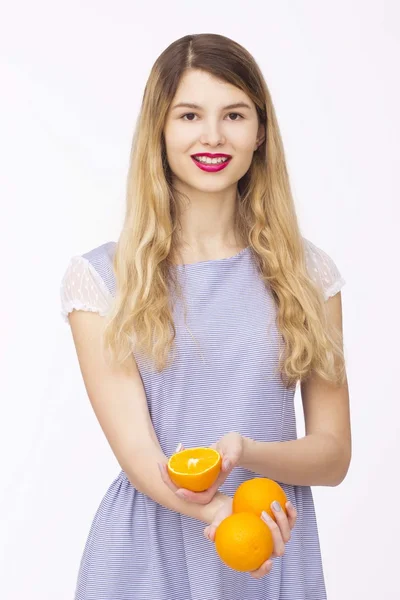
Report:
60,33,351,600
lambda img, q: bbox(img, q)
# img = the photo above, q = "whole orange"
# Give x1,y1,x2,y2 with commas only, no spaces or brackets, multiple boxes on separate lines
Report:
233,477,288,521
167,447,221,492
215,512,274,572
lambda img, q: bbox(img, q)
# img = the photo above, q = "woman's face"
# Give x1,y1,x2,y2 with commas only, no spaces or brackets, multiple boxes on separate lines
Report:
163,69,265,194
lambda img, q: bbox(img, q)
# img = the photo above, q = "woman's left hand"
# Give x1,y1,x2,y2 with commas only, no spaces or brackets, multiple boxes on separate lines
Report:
158,432,244,505
204,496,298,580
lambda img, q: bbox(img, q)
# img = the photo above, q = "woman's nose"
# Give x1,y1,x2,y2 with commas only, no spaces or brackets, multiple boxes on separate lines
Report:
199,121,226,147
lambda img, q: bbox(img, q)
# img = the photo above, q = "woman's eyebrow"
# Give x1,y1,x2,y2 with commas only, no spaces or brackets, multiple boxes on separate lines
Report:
171,102,252,111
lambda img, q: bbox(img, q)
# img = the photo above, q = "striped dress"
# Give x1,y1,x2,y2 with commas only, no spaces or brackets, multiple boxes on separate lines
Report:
60,238,346,600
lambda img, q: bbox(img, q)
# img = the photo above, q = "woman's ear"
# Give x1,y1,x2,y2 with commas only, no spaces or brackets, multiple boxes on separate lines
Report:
255,125,266,150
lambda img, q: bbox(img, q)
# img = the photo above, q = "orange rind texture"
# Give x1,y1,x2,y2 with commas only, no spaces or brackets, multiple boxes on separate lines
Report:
233,477,288,521
215,512,274,572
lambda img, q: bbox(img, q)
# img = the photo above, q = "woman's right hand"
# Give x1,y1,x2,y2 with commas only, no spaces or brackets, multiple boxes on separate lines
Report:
203,493,274,580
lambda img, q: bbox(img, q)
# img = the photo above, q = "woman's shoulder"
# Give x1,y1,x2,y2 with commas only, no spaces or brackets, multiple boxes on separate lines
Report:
81,240,117,265
302,237,346,301
60,241,117,324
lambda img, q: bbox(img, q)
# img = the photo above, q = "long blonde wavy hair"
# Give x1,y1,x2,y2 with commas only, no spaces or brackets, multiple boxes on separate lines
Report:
103,33,346,389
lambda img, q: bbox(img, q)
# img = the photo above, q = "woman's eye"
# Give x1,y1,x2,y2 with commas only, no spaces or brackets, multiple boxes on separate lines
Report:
181,112,243,121
182,113,197,121
227,113,243,121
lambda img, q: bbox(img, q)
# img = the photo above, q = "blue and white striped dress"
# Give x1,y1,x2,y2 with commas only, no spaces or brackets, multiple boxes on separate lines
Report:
60,238,346,600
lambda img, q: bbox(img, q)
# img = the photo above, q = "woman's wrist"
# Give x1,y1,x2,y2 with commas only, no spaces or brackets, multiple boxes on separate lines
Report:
240,434,256,470
200,491,229,525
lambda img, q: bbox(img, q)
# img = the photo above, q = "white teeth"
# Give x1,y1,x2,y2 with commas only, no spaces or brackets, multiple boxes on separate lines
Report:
193,156,230,164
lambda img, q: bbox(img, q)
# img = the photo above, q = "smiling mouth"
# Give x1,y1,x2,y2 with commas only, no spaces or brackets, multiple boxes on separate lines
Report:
191,155,232,165
190,155,232,172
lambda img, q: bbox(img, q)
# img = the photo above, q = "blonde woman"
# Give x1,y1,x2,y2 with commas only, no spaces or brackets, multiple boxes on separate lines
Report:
60,33,351,600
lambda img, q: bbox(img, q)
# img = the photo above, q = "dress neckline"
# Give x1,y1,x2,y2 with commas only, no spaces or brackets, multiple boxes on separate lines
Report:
172,246,251,268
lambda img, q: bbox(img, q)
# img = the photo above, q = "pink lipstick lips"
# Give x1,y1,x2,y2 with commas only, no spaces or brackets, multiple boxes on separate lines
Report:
191,152,232,173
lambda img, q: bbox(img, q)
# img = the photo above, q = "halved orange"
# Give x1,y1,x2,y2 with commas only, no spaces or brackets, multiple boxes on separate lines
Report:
167,447,222,492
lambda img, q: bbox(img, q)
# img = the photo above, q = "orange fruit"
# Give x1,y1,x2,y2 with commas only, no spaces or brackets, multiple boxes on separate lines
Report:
233,477,288,521
167,447,221,492
215,512,274,572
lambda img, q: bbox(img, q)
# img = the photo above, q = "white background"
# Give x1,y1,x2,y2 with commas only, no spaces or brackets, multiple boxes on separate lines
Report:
0,1,398,598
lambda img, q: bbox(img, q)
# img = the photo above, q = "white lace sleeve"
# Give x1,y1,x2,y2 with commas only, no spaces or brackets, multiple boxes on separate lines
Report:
304,238,346,301
60,255,113,323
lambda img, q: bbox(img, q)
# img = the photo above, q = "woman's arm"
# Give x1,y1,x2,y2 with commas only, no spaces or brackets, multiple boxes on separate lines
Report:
240,292,351,487
68,309,222,524
240,432,350,487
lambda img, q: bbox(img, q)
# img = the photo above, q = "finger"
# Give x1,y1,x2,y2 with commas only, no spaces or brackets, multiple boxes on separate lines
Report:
261,510,285,557
222,443,242,472
285,501,298,529
208,443,230,471
207,505,233,542
182,470,228,505
176,469,228,504
207,525,217,542
210,443,239,473
175,488,212,504
271,501,291,543
211,470,229,492
220,455,239,472
214,456,236,487
250,559,273,579
222,461,230,472
158,463,179,493
206,517,223,543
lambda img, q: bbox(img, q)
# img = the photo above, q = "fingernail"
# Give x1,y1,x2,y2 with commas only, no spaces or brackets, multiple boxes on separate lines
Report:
261,510,271,521
157,463,163,474
175,443,182,452
272,501,281,512
286,500,293,510
222,459,230,470
176,490,187,499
